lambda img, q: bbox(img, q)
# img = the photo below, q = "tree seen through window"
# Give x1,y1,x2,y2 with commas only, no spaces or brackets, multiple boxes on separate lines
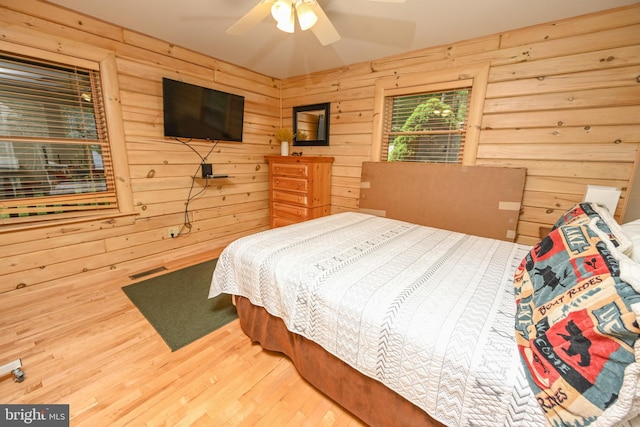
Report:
386,89,470,163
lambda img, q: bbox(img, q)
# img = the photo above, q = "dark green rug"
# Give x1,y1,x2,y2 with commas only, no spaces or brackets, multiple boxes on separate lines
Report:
122,259,237,351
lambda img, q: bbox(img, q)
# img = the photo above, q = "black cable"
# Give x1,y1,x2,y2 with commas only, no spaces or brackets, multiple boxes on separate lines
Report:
175,137,217,163
170,137,220,237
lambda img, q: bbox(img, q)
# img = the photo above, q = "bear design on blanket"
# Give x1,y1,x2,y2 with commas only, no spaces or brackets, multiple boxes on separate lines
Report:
558,319,591,367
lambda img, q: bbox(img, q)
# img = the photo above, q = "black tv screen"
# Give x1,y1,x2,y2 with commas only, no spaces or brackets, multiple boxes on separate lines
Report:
162,78,244,142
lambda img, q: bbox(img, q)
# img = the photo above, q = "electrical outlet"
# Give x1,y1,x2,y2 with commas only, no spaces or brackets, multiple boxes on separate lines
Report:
167,226,180,238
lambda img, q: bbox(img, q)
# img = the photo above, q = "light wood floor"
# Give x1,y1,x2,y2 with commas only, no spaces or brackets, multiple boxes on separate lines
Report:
0,251,366,426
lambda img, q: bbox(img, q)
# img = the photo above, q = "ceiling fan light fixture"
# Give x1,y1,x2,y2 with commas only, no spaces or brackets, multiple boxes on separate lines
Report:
295,1,318,31
276,6,295,33
271,0,292,24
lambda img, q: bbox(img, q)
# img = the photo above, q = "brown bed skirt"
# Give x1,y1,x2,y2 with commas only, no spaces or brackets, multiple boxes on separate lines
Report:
235,296,445,427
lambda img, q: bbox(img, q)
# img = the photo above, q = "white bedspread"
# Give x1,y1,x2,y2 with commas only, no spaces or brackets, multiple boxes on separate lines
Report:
209,212,547,426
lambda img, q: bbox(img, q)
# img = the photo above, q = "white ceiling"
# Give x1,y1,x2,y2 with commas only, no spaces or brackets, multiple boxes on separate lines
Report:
46,0,636,79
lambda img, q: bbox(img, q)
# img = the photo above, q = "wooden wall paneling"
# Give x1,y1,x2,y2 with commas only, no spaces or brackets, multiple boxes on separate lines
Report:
193,207,269,230
486,65,640,98
189,190,270,213
0,0,280,293
517,223,544,246
283,87,376,113
525,176,630,196
366,35,501,75
279,0,638,241
1,215,135,247
308,144,371,158
281,5,640,243
103,208,268,253
477,143,637,162
521,192,583,216
518,204,589,233
328,132,374,146
622,145,640,222
1,0,124,42
477,157,633,218
0,9,122,57
133,190,269,220
477,159,633,181
510,24,640,67
2,240,102,278
23,238,222,294
522,188,628,220
490,45,640,83
2,233,125,277
484,85,640,114
479,20,639,231
482,106,640,129
330,181,360,201
1,243,114,294
0,1,637,278
479,126,640,145
499,5,640,48
116,51,216,84
6,0,254,88
331,196,361,213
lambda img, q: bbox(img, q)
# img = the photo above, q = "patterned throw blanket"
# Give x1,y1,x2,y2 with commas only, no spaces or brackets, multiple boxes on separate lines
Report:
209,212,546,426
514,203,640,427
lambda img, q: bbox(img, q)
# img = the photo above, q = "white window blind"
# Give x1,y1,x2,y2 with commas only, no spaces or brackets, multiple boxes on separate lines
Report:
0,51,117,221
381,89,471,163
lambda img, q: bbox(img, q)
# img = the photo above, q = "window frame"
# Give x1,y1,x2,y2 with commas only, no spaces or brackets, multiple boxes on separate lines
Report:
0,40,133,227
371,63,490,165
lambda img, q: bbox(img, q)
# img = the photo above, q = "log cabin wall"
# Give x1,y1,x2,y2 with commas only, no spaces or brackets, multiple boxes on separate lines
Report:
0,0,281,294
280,3,640,247
0,1,638,295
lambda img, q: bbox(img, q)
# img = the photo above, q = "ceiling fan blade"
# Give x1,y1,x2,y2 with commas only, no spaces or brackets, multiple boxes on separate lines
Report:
226,1,273,35
309,2,340,46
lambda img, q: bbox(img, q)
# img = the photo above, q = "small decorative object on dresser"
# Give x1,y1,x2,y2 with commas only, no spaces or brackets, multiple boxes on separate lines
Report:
265,155,334,228
274,127,294,156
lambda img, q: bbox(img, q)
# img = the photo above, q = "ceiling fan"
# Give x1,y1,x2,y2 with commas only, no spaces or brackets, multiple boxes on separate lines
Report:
226,0,407,46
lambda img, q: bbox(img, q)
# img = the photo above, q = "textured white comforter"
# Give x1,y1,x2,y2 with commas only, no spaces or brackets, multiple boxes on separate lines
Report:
209,212,547,426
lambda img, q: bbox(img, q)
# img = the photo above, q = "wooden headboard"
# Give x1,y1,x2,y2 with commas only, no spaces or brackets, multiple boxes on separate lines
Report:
358,162,526,242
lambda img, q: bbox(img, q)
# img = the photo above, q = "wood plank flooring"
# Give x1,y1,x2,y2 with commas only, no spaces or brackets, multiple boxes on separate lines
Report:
0,252,366,426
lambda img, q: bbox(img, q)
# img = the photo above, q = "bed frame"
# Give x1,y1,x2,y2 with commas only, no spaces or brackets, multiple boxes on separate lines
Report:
230,163,529,426
235,296,445,427
216,161,640,426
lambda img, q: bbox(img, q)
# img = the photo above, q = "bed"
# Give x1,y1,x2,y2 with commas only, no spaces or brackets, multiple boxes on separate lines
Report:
209,204,640,427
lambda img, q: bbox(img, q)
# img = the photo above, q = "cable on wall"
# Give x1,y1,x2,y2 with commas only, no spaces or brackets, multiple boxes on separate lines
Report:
172,137,220,237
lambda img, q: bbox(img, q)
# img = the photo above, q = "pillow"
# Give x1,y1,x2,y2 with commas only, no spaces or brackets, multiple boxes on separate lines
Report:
514,214,640,426
552,202,632,256
622,219,640,263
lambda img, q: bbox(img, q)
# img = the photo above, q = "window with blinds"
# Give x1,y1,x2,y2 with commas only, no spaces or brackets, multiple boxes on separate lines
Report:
0,51,117,221
381,88,471,163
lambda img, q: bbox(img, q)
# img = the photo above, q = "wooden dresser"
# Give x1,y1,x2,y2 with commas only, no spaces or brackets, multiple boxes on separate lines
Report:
265,155,334,228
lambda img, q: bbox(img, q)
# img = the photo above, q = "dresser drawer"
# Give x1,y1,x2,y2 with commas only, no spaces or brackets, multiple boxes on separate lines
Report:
272,216,299,228
272,202,310,220
272,163,309,178
272,176,308,193
271,203,331,228
273,190,309,206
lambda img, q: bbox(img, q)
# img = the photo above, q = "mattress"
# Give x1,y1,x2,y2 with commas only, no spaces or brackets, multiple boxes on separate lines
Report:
209,212,547,426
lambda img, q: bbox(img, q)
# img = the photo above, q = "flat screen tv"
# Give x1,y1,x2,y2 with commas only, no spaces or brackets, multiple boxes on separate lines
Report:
162,77,244,142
